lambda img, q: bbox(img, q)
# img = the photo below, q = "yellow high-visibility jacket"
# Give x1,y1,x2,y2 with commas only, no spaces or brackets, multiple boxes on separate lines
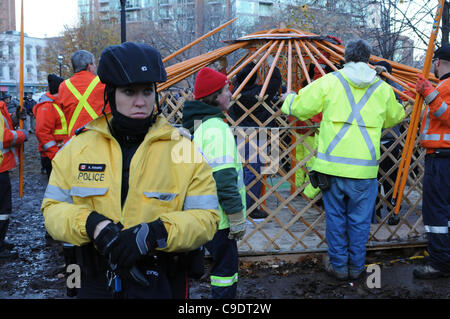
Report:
282,62,405,179
41,114,220,252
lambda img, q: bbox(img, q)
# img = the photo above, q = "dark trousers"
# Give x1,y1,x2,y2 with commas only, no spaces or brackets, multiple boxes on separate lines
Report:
204,229,239,299
0,171,12,248
422,155,450,272
243,139,264,213
76,246,188,299
374,140,401,220
41,156,52,179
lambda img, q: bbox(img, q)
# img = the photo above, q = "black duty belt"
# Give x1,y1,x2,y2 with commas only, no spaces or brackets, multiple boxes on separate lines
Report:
430,148,450,158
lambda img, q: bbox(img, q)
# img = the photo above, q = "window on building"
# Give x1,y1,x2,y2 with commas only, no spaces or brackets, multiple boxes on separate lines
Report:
0,65,3,78
27,66,33,81
8,43,14,59
9,65,14,80
36,46,42,61
236,0,257,14
259,2,273,16
26,45,32,61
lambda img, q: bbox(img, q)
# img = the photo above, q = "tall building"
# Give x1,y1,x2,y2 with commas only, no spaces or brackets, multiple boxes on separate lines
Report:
0,0,16,33
0,31,47,97
77,0,298,37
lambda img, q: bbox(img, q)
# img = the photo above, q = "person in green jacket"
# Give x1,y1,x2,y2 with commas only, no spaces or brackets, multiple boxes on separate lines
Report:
281,39,405,280
182,67,246,298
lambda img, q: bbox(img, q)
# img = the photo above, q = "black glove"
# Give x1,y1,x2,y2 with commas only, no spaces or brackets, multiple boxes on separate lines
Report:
85,211,121,257
109,219,168,268
16,108,27,121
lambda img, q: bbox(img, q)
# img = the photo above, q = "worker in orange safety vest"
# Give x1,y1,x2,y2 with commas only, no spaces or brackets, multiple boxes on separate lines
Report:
56,50,109,137
0,99,27,259
33,73,67,179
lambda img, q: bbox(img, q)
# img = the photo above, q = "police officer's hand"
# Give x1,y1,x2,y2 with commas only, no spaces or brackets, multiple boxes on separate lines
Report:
109,219,168,268
85,211,120,257
227,211,246,241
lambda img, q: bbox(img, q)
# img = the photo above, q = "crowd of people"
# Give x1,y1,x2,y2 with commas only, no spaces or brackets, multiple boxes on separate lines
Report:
0,38,448,299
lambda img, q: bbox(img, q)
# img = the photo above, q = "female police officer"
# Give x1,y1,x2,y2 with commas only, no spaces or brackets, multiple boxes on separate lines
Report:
41,42,220,298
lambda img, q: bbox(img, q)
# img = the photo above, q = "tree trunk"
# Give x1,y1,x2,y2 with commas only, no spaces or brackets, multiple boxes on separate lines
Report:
442,1,449,46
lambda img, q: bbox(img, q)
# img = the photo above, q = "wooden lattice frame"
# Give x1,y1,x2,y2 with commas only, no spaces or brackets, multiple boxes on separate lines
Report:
158,28,429,254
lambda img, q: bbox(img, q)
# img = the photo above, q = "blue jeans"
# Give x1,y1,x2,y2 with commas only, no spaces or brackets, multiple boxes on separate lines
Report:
322,176,378,274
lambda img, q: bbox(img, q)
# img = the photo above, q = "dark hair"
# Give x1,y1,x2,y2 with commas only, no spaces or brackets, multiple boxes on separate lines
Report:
235,62,257,88
344,39,372,63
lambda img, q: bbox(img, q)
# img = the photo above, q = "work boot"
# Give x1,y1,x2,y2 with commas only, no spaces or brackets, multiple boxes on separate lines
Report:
323,255,348,280
0,246,18,260
413,264,450,279
248,209,268,220
349,268,364,280
387,215,400,225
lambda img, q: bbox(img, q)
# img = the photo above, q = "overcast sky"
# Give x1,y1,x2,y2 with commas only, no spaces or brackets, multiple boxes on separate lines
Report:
15,0,79,38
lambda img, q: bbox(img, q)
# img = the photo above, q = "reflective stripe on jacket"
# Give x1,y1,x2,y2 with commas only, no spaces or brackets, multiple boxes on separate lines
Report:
41,114,220,251
192,117,246,230
282,68,405,179
33,93,69,159
420,77,450,152
56,71,109,137
0,101,26,172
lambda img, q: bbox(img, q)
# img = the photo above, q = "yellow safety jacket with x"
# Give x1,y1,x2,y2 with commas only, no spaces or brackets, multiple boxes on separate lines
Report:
282,65,405,179
41,114,220,251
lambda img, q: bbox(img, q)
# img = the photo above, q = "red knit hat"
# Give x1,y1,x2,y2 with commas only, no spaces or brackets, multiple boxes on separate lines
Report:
194,67,228,100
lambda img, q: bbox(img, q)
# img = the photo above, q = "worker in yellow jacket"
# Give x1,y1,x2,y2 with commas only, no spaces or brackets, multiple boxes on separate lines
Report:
41,42,220,298
282,39,405,280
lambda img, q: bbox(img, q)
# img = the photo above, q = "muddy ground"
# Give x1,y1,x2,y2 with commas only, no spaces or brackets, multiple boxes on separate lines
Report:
0,134,448,299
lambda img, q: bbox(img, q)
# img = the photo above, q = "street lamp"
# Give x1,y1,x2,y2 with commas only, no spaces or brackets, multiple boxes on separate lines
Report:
120,0,127,43
57,55,63,77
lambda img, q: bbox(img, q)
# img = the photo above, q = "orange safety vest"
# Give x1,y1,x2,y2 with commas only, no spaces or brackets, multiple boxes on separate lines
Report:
420,77,450,152
0,101,26,172
65,76,101,136
57,71,107,137
34,93,69,159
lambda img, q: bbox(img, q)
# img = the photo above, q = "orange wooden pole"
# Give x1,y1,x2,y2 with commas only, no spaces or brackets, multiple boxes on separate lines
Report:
232,41,277,99
299,40,325,77
293,40,311,85
393,0,445,214
305,41,338,72
287,40,293,93
259,40,285,98
162,17,237,63
18,0,24,198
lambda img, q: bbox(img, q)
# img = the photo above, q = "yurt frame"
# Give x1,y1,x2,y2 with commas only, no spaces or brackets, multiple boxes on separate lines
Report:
157,27,438,255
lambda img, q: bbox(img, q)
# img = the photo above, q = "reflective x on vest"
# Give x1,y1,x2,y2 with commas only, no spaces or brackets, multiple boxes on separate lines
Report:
65,77,100,135
317,72,382,167
52,103,68,136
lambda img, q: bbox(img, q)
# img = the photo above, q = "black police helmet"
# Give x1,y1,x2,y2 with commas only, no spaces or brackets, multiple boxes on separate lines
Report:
97,42,167,87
